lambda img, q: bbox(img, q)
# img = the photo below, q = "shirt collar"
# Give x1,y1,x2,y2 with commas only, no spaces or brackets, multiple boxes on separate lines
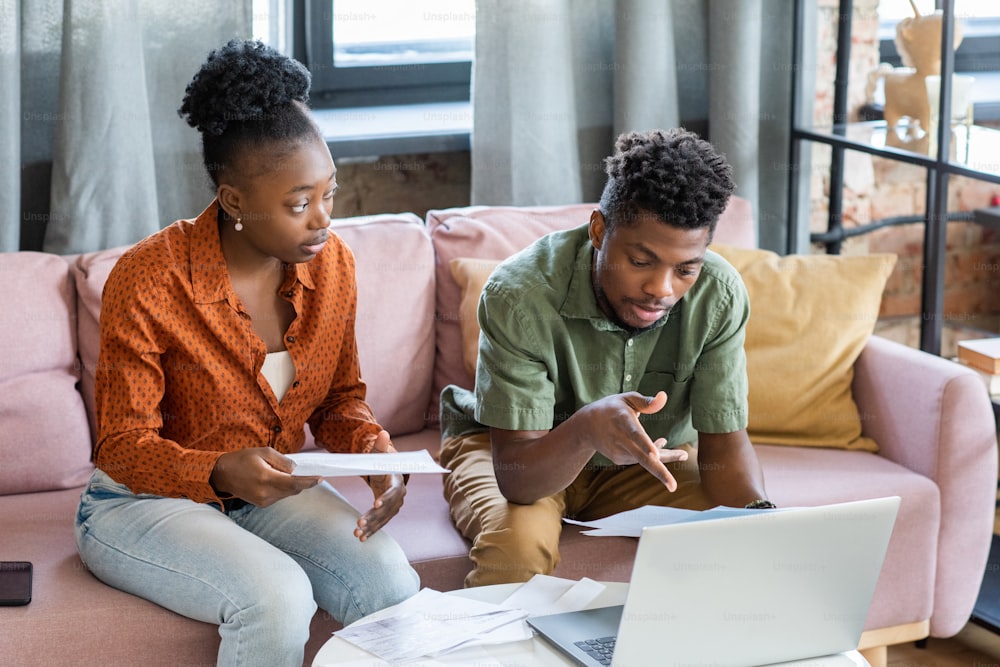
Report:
560,239,602,321
189,200,316,305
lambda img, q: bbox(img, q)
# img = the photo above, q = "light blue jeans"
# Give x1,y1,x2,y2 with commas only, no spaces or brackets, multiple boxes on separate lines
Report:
75,469,419,667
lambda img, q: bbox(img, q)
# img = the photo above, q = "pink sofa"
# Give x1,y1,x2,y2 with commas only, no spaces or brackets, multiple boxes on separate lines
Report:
0,199,996,666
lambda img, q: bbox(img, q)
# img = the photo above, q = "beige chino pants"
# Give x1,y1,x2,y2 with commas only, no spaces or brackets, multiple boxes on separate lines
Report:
440,431,712,587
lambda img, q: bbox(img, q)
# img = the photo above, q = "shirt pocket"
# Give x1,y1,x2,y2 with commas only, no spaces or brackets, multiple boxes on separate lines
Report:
637,371,693,442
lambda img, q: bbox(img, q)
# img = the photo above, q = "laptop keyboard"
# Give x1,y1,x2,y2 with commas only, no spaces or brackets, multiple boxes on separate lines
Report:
575,636,616,665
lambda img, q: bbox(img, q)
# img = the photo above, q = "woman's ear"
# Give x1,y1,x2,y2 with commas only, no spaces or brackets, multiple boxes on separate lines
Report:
589,209,607,250
216,183,242,220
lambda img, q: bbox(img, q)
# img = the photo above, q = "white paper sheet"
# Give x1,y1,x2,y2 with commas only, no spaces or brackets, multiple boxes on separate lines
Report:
334,588,528,662
286,450,450,477
500,574,607,616
564,504,787,537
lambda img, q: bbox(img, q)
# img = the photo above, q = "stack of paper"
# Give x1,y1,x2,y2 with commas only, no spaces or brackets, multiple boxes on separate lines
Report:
334,589,528,662
329,576,607,664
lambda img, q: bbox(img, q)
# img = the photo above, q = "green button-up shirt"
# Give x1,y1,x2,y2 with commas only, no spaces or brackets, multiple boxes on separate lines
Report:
440,223,749,466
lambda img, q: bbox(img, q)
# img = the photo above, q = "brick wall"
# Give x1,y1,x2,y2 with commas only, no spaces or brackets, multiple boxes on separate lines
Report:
330,151,471,220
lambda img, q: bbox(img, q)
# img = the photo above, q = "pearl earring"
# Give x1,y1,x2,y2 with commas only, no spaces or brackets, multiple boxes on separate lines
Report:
234,216,243,232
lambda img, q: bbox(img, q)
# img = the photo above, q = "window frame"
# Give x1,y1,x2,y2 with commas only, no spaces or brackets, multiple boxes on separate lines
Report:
301,0,473,109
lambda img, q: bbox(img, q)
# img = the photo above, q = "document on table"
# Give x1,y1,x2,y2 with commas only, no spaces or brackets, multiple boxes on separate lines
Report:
327,575,608,664
499,574,606,616
334,588,527,662
564,504,789,537
285,450,449,477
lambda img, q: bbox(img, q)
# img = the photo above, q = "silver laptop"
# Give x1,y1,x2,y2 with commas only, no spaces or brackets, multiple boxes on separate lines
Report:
528,496,900,667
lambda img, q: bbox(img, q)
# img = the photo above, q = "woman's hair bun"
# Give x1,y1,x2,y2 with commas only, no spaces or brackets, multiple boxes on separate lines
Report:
178,39,311,137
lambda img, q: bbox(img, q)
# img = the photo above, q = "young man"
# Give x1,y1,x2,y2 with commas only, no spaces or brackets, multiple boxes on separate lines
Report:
439,128,772,587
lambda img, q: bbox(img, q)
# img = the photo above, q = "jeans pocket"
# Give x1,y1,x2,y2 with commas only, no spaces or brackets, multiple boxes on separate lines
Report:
76,470,136,526
86,469,135,498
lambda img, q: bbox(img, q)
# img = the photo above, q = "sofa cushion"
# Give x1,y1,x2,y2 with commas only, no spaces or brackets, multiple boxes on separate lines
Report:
73,214,435,441
712,245,897,451
449,257,502,377
72,245,130,443
330,214,436,436
0,252,93,494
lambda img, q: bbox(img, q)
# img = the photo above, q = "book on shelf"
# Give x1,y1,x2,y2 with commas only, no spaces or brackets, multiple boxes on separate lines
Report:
956,338,1000,376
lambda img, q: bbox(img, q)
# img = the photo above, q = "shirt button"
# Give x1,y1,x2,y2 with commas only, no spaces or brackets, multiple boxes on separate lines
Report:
285,335,295,343
273,425,283,434
625,374,632,382
627,339,634,346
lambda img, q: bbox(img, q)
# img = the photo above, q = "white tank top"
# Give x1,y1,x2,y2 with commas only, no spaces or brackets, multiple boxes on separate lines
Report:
260,350,295,402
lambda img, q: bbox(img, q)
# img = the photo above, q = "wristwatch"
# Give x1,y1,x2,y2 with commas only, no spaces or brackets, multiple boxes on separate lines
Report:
744,499,777,510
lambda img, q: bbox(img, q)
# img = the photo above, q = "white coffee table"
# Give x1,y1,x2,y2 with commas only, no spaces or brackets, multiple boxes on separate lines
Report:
311,581,870,666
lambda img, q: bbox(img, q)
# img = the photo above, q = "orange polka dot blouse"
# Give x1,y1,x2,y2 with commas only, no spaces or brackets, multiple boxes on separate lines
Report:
94,201,382,505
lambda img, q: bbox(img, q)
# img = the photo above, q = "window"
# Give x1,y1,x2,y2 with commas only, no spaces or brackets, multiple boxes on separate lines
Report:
252,0,475,157
254,0,292,55
279,0,476,108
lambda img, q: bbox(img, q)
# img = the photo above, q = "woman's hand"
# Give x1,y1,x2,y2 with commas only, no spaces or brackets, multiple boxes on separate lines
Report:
354,430,407,542
210,447,322,507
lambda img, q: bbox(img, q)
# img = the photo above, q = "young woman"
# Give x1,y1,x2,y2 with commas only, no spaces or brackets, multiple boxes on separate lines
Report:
74,39,419,666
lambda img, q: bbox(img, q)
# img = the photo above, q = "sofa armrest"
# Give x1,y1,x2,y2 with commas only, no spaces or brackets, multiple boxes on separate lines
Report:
853,334,998,636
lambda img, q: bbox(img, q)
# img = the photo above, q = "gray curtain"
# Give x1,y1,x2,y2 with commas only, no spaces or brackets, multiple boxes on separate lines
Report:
471,0,795,252
0,0,21,252
0,0,250,254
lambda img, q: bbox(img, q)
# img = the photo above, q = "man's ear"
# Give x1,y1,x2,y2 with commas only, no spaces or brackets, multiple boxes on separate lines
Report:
589,209,607,250
217,183,242,220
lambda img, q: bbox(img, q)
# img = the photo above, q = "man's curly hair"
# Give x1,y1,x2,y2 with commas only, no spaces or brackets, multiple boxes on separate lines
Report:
178,39,317,186
599,128,735,234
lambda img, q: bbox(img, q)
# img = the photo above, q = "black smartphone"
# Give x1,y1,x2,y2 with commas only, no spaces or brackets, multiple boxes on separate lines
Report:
0,561,32,606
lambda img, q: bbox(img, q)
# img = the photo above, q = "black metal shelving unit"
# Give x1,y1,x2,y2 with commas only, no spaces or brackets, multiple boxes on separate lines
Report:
788,0,1000,357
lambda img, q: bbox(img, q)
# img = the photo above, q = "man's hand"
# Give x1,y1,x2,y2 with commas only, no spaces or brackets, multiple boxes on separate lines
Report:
354,430,407,542
582,391,687,491
492,390,689,504
210,447,322,507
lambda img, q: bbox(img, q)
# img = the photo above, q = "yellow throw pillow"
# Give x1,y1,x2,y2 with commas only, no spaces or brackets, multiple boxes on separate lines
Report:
711,245,897,452
449,257,503,377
